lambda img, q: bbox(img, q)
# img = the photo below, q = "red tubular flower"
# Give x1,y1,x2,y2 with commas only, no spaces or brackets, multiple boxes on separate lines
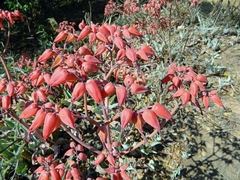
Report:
128,26,140,36
29,70,41,82
50,67,70,87
86,79,103,104
202,94,209,113
161,74,174,84
116,85,127,109
71,82,86,103
132,112,148,144
190,82,198,96
122,29,132,39
209,94,226,110
99,25,110,36
43,72,51,85
38,49,53,63
0,83,6,93
36,89,47,102
140,44,155,56
65,33,76,43
7,82,14,97
79,47,92,56
142,110,165,141
54,31,67,43
94,44,106,56
58,108,76,129
120,109,133,136
85,55,102,64
79,19,85,30
89,32,96,43
172,76,180,88
194,80,206,91
114,37,124,49
78,26,91,41
182,91,190,111
50,168,60,180
101,82,115,99
14,10,24,22
94,153,105,166
71,168,81,179
152,103,173,120
126,48,136,62
116,49,126,61
195,74,208,84
2,95,11,110
43,113,61,139
29,109,47,132
15,85,26,96
96,32,109,43
19,103,39,119
172,88,185,98
136,49,149,62
97,126,107,144
36,75,45,87
82,62,101,72
130,83,150,94
107,154,115,166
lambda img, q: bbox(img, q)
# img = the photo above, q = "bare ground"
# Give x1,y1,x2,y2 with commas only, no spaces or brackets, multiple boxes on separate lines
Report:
181,42,240,179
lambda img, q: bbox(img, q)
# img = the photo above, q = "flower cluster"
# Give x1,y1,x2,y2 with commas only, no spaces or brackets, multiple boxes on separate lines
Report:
162,62,226,113
0,9,24,30
104,0,117,16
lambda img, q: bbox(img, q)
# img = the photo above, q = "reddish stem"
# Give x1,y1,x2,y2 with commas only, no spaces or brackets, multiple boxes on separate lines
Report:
74,115,100,127
84,92,88,116
2,21,11,57
61,124,101,154
102,65,111,145
0,55,12,82
8,110,46,143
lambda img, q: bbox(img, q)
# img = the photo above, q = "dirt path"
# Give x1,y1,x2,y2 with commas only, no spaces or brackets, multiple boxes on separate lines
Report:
181,43,240,179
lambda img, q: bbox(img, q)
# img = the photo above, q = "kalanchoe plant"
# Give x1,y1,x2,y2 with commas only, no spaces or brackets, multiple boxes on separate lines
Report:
0,5,225,180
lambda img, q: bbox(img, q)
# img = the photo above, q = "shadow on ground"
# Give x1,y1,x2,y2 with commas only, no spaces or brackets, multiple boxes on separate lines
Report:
182,128,240,179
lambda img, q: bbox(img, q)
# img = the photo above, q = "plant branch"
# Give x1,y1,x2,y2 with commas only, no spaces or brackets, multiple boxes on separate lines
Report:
8,110,46,143
0,54,12,82
102,64,111,145
74,115,100,127
102,113,120,126
84,92,88,116
2,21,11,57
61,124,101,154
